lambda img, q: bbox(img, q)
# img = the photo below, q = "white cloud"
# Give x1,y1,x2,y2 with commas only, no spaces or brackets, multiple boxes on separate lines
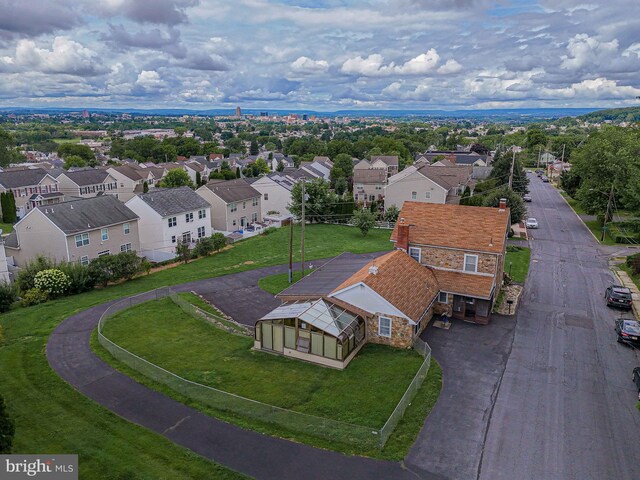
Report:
135,70,166,90
290,56,329,74
560,34,619,70
437,59,463,74
542,77,640,99
9,37,105,76
341,50,441,77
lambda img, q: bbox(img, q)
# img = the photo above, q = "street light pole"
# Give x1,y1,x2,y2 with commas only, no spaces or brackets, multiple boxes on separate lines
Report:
301,180,306,278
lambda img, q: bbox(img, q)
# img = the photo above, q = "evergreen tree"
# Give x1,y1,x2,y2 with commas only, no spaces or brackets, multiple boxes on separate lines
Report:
142,181,149,193
235,167,241,178
250,139,259,155
195,171,202,186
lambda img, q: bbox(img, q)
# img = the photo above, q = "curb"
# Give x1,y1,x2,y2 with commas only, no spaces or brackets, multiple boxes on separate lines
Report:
612,268,640,321
556,190,601,244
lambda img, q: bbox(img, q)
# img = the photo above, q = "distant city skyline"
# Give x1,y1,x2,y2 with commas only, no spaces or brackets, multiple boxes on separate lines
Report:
0,0,639,110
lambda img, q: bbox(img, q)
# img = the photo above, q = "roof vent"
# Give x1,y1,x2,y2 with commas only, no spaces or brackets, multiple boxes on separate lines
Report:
50,208,54,213
369,265,379,275
70,204,74,209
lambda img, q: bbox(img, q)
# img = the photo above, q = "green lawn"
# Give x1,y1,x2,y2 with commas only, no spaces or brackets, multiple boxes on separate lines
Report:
95,296,441,460
258,269,313,295
0,224,393,477
0,221,14,233
505,246,531,283
52,137,81,144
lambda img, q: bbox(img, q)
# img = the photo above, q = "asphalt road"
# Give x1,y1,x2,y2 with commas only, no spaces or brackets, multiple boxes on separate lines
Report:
477,176,640,480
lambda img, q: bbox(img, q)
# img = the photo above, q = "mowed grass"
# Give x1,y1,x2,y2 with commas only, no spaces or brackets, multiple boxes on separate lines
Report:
52,137,81,144
0,221,14,233
102,298,422,427
95,296,442,460
0,224,393,477
258,269,313,295
505,246,531,283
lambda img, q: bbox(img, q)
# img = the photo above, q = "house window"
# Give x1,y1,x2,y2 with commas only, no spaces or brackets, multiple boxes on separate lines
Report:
197,226,205,238
198,209,206,219
378,316,392,338
411,191,417,200
464,254,478,273
98,250,110,257
243,201,246,209
75,233,89,247
252,197,258,206
425,191,431,199
168,217,177,228
123,223,130,235
232,219,237,226
438,292,448,303
185,212,193,223
264,193,269,201
101,228,108,241
182,232,192,243
408,247,421,263
230,203,237,212
120,243,132,252
80,255,89,266
171,235,176,243
251,213,258,223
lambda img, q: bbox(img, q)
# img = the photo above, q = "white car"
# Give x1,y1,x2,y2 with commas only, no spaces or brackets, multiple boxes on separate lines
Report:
526,218,539,229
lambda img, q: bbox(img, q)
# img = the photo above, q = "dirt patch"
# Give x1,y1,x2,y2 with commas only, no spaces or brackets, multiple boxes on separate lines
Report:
494,284,524,315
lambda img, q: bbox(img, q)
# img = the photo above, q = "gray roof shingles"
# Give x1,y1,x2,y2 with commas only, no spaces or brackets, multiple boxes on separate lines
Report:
203,178,260,203
37,195,138,235
0,168,51,189
136,186,210,217
61,169,110,186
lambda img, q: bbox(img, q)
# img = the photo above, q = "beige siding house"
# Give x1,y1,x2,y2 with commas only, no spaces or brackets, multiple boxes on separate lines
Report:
196,179,262,232
0,168,63,219
353,168,387,205
107,165,155,201
4,195,140,267
56,169,118,198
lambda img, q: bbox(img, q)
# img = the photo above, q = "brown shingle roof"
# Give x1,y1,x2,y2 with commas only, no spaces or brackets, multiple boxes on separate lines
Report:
433,269,495,299
418,164,472,190
332,250,439,322
390,202,510,254
353,168,387,184
202,178,260,203
371,155,399,167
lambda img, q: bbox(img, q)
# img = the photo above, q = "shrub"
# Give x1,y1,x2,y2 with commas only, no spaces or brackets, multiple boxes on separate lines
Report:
58,262,95,294
88,252,148,286
0,394,15,454
20,288,49,307
193,237,215,257
211,232,227,251
352,208,376,236
626,253,640,276
34,269,70,296
0,282,16,313
16,256,56,293
261,227,277,236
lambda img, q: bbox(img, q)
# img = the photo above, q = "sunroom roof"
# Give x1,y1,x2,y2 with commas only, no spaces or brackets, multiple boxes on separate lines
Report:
260,299,361,338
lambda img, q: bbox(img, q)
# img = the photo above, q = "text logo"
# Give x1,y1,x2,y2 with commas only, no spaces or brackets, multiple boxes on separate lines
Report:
1,455,77,479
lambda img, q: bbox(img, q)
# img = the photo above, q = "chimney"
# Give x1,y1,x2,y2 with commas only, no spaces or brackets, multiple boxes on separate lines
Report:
499,198,507,211
396,217,410,252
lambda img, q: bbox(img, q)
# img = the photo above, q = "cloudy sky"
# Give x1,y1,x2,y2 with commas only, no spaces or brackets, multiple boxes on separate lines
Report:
1,0,639,110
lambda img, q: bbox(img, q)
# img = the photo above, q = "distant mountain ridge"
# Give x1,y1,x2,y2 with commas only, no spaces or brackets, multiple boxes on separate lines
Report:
577,106,640,123
0,106,604,121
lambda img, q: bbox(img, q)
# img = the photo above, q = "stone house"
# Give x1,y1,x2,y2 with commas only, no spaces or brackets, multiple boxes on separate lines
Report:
255,250,439,368
4,195,140,267
391,201,510,324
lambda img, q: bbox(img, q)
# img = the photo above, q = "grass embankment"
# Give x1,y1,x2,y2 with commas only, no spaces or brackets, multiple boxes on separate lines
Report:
95,297,442,460
560,191,620,245
0,222,14,233
505,246,531,283
0,224,393,478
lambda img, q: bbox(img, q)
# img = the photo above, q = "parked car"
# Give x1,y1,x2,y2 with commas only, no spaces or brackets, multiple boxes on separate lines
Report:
633,367,640,400
536,169,544,177
526,218,538,229
605,285,633,310
523,194,532,202
541,176,549,182
615,318,640,347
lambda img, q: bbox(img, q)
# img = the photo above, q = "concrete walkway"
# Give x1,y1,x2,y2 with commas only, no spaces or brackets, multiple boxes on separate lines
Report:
47,257,443,480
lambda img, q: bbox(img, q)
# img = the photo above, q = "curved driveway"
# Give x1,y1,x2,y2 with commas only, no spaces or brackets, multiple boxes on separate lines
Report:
47,253,444,480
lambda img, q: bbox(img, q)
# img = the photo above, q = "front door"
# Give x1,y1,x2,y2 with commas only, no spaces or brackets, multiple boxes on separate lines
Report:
453,295,465,319
464,297,476,318
240,217,246,228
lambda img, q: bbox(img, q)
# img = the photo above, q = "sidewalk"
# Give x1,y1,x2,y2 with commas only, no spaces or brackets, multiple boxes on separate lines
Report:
612,267,640,320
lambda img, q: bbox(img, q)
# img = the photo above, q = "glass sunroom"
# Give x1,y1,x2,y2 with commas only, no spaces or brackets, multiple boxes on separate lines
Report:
254,299,366,369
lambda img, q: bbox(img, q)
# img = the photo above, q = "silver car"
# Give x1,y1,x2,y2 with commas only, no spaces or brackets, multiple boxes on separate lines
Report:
526,218,538,229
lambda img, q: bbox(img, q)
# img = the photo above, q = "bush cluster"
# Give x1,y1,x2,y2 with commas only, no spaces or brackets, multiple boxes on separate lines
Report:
34,269,70,296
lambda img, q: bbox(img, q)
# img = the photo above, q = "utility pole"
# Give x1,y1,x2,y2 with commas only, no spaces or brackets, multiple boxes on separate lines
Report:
508,150,516,190
537,145,541,169
602,184,614,242
288,217,293,284
301,180,306,278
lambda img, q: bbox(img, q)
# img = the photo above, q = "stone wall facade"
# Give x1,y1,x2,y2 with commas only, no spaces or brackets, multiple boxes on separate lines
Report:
411,244,498,275
367,314,413,348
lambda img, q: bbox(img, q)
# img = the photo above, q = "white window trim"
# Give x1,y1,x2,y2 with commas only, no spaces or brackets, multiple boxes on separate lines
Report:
80,255,89,266
438,292,448,303
98,250,110,257
101,228,109,241
408,246,421,263
378,316,392,338
411,191,417,200
464,254,478,273
120,243,132,252
123,223,130,235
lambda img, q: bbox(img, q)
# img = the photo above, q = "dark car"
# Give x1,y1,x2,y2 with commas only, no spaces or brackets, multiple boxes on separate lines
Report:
605,285,633,310
633,367,640,400
615,318,640,347
541,176,550,182
523,194,532,202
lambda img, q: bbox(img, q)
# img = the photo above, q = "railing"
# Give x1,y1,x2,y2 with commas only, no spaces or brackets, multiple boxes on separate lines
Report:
97,288,432,448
